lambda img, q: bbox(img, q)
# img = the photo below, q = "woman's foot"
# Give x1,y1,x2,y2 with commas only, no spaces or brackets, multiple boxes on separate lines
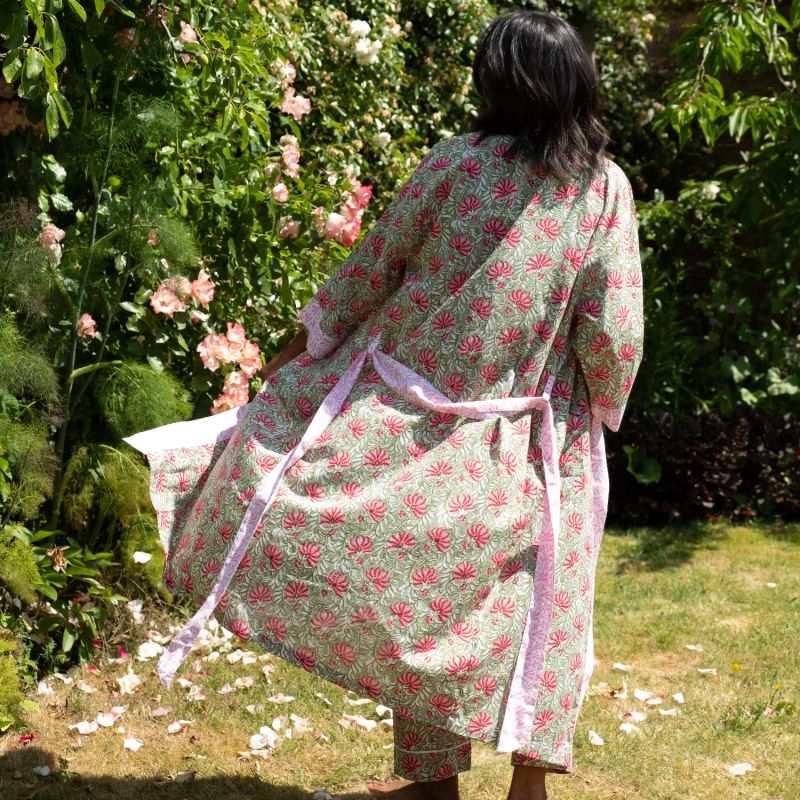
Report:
368,776,459,800
507,765,547,800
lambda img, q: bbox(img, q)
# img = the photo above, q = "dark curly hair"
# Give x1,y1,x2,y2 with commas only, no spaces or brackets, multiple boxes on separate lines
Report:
471,10,609,180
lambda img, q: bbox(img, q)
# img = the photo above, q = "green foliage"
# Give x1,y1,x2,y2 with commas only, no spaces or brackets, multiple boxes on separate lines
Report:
0,632,24,731
0,315,59,406
0,525,40,604
96,363,192,440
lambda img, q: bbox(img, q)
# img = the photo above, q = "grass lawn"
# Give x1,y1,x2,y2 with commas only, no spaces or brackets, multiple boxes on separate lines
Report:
1,521,797,800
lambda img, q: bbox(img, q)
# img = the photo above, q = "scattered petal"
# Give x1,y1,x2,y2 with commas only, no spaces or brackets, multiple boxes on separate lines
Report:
116,670,142,695
658,708,680,716
69,721,98,735
267,693,295,704
245,704,265,715
314,692,332,706
685,644,704,652
95,712,116,728
19,732,36,745
633,688,653,702
234,677,254,690
588,730,605,746
728,763,754,777
151,706,173,717
612,662,632,672
698,668,718,675
76,679,97,694
672,692,685,704
344,697,373,706
175,769,196,783
766,582,777,589
645,696,665,706
609,681,628,700
167,720,193,734
36,681,54,697
217,684,235,695
124,737,144,752
375,704,393,717
132,551,152,564
249,726,279,750
32,766,51,777
619,722,641,735
339,714,377,732
176,677,193,689
621,710,647,723
137,641,163,661
187,685,207,702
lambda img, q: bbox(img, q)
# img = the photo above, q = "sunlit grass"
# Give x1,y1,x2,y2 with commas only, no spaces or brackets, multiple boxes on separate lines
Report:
1,521,797,800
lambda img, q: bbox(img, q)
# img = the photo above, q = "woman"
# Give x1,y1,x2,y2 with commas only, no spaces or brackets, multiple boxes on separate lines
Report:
127,9,643,800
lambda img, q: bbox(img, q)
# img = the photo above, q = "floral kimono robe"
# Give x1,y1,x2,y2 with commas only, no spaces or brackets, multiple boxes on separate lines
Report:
126,132,644,772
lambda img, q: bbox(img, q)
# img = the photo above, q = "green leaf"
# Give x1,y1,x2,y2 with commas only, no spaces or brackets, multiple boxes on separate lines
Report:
34,582,58,601
2,51,23,83
623,445,662,485
50,192,73,211
147,355,164,373
25,48,45,79
45,93,59,139
791,0,800,26
46,16,66,65
93,0,105,16
62,627,76,653
52,90,73,127
67,0,88,22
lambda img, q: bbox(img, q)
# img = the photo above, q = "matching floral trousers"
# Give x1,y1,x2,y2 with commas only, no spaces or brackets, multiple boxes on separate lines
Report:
393,715,563,782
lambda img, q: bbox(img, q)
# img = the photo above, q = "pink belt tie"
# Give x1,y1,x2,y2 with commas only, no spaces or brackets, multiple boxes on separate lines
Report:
126,335,561,751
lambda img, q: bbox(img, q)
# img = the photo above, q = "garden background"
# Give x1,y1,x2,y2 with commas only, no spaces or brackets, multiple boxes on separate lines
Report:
0,1,798,798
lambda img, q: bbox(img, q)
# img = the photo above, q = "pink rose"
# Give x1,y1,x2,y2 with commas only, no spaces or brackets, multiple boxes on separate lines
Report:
279,218,300,239
272,182,289,203
178,21,198,43
197,332,233,371
76,313,97,340
323,212,347,241
237,340,261,378
226,322,247,346
280,134,300,179
211,370,250,414
190,270,215,307
271,59,296,87
279,88,311,122
40,223,66,248
150,285,186,317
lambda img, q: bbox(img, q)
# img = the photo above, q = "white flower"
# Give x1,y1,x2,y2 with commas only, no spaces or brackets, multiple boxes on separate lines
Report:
349,19,371,38
354,38,382,65
132,551,152,564
123,737,144,752
375,131,392,148
701,182,720,200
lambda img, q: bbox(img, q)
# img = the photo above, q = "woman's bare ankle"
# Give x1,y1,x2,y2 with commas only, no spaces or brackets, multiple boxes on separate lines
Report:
507,765,547,800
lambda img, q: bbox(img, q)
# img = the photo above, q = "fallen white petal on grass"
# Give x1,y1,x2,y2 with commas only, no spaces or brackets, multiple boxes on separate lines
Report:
375,704,393,717
176,677,193,689
610,681,628,700
672,692,685,704
267,693,295,704
175,769,196,783
728,762,754,777
249,726,280,750
95,712,116,728
123,738,144,752
633,688,653,702
69,721,99,735
132,551,152,564
314,692,332,706
612,663,632,672
290,714,313,736
344,697,373,706
137,641,163,661
766,582,777,589
150,706,173,717
36,681,55,697
619,722,641,735
218,684,235,695
116,671,142,695
621,710,647,723
588,730,605,746
76,679,97,694
658,708,680,716
245,704,264,715
187,685,207,702
234,677,254,690
32,765,51,777
126,599,145,624
339,714,378,732
698,668,718,676
645,696,665,706
262,664,275,681
167,720,193,734
52,673,74,685
685,644,704,652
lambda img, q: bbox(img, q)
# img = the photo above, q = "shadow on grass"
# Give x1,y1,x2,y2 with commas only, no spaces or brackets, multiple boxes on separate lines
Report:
608,520,727,573
0,746,373,800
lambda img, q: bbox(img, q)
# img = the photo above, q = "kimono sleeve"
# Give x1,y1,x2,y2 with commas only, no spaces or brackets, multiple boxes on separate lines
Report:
299,151,437,359
571,167,644,432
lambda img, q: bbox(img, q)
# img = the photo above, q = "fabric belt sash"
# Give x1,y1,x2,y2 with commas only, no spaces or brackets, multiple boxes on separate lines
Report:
125,335,562,752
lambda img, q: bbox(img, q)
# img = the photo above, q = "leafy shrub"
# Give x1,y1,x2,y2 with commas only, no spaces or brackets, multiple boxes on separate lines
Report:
607,410,800,525
0,634,24,732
